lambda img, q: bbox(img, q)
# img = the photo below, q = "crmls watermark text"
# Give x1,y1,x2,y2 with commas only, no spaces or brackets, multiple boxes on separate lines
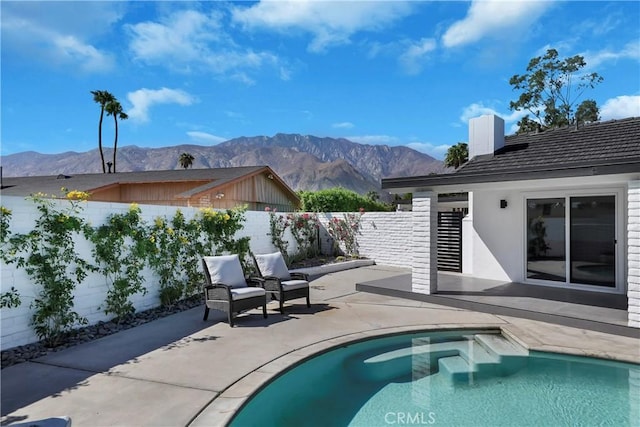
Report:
384,411,436,425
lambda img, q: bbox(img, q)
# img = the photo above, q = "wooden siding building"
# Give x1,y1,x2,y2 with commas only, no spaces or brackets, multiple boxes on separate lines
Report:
0,166,299,211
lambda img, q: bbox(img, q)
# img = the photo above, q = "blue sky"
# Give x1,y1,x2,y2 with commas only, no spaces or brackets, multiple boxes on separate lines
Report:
2,1,639,160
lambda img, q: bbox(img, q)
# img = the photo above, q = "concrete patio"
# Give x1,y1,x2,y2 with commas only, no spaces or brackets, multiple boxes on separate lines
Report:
2,265,639,426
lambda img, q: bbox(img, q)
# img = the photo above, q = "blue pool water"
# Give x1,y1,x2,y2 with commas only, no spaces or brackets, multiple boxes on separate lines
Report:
230,330,639,427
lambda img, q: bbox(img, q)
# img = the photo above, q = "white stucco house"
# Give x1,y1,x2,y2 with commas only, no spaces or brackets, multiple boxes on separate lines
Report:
382,115,640,328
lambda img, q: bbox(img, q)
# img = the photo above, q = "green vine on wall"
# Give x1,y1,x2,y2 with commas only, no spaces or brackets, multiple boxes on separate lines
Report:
198,206,252,272
326,211,363,257
287,212,320,260
147,210,199,307
5,191,96,346
265,207,289,261
0,206,21,309
1,197,254,343
90,203,151,322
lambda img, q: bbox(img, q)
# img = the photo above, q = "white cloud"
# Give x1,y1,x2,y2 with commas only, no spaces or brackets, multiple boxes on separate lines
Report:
1,2,118,73
406,142,451,160
127,88,195,123
442,1,551,48
187,131,227,144
398,38,437,75
600,96,640,120
232,1,413,53
332,122,354,129
127,9,281,80
127,10,222,65
582,41,640,69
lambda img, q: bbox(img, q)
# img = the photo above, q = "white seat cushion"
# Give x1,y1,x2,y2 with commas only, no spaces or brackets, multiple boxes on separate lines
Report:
203,254,247,288
281,279,309,291
254,252,291,280
231,286,266,301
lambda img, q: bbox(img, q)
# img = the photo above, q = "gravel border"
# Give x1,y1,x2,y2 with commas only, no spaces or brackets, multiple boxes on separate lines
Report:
1,295,202,369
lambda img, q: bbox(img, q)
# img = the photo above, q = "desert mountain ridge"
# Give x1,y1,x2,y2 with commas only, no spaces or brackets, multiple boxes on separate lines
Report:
0,134,449,194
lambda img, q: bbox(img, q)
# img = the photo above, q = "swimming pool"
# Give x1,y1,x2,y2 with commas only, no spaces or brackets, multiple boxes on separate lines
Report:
230,329,639,426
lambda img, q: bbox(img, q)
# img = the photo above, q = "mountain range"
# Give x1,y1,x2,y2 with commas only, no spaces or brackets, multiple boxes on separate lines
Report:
0,134,448,194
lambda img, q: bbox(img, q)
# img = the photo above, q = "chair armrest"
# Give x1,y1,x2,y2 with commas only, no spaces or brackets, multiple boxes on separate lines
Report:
204,283,233,300
246,277,265,288
290,272,309,281
262,276,283,292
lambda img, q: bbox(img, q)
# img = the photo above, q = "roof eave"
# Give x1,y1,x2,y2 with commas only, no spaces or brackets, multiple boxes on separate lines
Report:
382,160,640,192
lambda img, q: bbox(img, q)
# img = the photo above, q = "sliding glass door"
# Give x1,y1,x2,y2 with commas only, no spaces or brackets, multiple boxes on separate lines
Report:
569,196,616,287
526,194,616,289
526,198,566,282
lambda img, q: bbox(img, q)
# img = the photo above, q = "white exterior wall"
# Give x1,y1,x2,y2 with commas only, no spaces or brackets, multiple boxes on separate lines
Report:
628,180,640,327
316,212,413,268
0,197,414,350
411,192,438,294
463,189,523,281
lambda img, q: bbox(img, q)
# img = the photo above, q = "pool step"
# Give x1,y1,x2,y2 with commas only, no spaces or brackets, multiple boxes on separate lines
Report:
346,333,528,384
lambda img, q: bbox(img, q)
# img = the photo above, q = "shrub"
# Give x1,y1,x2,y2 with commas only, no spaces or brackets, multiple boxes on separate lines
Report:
298,187,390,212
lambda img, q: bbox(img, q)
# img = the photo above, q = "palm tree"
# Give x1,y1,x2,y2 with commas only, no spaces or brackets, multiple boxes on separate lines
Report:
91,90,115,173
444,142,469,169
105,99,128,173
179,152,195,169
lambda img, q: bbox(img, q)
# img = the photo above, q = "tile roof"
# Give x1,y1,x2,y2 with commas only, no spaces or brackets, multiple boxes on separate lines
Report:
383,117,640,189
0,166,274,198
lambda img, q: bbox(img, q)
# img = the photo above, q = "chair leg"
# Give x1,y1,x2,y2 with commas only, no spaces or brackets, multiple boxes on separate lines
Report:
279,298,284,313
203,307,210,321
263,303,267,318
306,295,311,308
228,310,234,327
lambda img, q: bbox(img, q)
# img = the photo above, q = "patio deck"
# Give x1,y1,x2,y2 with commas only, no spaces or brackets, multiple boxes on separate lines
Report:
356,271,638,338
2,265,638,426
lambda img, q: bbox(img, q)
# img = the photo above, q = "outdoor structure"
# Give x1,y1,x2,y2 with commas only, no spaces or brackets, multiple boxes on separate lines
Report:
0,166,299,211
382,115,640,328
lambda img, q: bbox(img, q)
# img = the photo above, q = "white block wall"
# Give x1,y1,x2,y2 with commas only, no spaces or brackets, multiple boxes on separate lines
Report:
628,180,640,328
0,197,413,350
317,212,413,268
411,192,438,294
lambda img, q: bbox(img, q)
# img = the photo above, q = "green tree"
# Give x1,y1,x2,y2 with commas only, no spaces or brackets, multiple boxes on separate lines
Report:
575,99,600,124
444,142,468,169
509,48,603,133
105,98,128,173
179,152,195,169
91,90,115,173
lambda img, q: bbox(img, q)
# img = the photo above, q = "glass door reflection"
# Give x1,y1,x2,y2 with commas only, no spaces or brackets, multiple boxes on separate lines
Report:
570,196,616,287
526,198,566,282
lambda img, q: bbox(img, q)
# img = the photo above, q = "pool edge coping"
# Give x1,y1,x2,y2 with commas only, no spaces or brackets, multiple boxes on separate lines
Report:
189,322,639,427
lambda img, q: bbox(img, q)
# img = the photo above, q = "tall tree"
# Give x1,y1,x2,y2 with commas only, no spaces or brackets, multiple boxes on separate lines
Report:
91,90,115,173
444,142,468,169
179,152,195,169
105,99,128,173
509,48,603,133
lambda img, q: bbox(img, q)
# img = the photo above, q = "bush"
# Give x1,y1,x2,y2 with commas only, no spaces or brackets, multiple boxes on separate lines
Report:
298,187,391,212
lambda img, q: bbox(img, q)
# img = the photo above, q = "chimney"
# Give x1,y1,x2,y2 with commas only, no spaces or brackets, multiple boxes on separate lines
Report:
468,115,505,159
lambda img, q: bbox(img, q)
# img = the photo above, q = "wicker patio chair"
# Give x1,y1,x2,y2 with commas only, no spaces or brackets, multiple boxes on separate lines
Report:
201,254,267,327
252,251,311,312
